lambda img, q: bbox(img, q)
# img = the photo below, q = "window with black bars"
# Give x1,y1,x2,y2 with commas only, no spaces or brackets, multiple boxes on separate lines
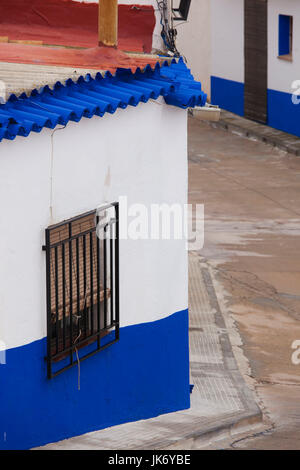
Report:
43,203,119,379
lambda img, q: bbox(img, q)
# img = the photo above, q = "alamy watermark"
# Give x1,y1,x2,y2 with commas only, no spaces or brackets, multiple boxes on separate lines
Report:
96,196,205,251
291,80,300,105
0,341,6,365
291,340,300,365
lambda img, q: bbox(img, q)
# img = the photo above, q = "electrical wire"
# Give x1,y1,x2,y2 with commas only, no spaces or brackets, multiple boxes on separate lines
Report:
50,125,66,222
156,0,180,56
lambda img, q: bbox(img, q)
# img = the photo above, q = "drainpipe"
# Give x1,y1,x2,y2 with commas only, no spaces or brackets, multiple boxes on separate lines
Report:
98,0,118,48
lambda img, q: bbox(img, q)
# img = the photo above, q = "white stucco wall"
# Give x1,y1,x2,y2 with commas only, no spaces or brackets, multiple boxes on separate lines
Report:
210,0,300,94
211,0,244,84
0,100,188,350
268,0,300,94
175,0,211,99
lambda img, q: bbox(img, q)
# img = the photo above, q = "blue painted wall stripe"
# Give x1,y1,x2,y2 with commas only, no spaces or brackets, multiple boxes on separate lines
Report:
211,76,300,138
211,76,244,117
267,88,300,138
0,309,190,450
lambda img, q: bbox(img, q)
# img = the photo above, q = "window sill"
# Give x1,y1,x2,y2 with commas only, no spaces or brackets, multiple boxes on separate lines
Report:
278,53,293,62
51,323,117,363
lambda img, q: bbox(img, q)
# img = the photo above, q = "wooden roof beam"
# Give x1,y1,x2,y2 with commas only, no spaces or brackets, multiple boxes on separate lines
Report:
98,0,118,48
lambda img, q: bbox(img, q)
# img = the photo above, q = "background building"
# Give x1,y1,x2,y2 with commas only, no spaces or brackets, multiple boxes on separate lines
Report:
174,0,300,138
210,0,300,137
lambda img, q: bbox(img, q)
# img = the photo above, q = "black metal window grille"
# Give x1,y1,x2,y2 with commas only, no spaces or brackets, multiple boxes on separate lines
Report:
44,203,119,379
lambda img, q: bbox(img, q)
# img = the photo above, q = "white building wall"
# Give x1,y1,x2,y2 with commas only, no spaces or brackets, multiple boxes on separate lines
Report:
210,0,300,94
0,100,188,350
268,0,300,94
175,0,211,99
211,0,244,84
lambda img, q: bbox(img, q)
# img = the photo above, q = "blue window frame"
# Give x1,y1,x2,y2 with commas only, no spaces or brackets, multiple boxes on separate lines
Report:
278,14,293,56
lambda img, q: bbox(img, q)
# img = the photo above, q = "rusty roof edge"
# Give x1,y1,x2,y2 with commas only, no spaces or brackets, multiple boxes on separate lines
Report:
0,53,172,103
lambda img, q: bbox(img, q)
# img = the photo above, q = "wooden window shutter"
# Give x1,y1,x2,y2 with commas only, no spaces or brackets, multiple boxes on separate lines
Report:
244,0,268,123
48,212,109,322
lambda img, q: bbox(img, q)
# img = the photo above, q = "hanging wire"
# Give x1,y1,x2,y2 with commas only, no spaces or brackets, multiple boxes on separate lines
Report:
50,229,86,391
73,326,82,391
71,227,100,391
156,0,180,56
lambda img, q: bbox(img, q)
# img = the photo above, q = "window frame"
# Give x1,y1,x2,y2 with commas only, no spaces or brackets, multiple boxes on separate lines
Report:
278,14,293,61
43,203,120,379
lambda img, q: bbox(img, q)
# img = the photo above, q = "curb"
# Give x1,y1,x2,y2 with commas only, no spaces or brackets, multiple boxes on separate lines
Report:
191,109,300,157
161,409,264,450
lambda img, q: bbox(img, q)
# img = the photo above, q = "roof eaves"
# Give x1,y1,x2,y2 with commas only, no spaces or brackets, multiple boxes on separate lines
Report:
0,58,207,143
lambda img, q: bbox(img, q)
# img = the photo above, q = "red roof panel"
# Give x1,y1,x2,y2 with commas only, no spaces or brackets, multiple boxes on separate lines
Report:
0,0,156,53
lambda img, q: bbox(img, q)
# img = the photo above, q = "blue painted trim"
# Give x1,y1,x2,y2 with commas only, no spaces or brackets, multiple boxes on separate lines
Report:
211,76,300,138
267,88,300,138
279,14,292,56
211,76,244,117
0,309,190,450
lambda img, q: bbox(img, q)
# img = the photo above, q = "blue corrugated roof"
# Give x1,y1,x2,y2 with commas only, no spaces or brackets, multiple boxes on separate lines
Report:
0,58,206,143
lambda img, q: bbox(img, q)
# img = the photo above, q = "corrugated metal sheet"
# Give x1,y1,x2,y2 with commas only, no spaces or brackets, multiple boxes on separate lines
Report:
0,62,104,100
0,58,207,143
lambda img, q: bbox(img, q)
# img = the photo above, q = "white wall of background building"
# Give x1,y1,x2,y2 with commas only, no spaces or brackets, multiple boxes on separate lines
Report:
176,0,211,98
211,0,244,85
268,0,300,94
209,0,300,96
209,0,300,136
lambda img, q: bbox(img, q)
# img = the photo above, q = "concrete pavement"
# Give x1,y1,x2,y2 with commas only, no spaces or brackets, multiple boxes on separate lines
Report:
188,116,300,449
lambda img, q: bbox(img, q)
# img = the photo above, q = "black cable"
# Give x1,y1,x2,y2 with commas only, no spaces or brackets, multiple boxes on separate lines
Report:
156,0,180,56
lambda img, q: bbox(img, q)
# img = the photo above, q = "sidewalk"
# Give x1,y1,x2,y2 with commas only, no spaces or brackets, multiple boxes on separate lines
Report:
192,108,300,156
187,115,300,450
39,254,261,450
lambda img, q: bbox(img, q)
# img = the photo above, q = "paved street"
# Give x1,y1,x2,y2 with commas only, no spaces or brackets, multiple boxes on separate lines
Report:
189,116,300,449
